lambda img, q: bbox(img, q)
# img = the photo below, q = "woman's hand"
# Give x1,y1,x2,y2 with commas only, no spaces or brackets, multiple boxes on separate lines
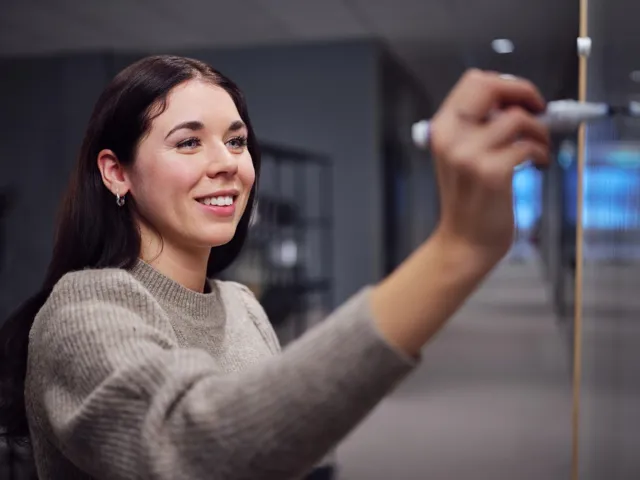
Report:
371,69,551,357
429,69,550,267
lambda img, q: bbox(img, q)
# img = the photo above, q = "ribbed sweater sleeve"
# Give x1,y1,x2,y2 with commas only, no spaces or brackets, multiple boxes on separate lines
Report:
26,268,417,479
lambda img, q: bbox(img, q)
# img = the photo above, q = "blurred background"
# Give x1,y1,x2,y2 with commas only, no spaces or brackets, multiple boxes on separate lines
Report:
1,0,639,478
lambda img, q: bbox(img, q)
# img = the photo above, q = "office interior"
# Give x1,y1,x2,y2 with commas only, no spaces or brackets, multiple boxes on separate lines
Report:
0,0,638,478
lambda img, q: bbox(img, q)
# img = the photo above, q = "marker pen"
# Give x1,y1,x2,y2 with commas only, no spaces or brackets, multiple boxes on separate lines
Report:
411,100,625,150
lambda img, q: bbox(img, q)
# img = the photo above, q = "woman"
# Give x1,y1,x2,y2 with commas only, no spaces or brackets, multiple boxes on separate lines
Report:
0,56,550,479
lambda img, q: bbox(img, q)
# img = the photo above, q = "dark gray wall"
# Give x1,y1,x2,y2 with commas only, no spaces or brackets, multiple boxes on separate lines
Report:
0,55,110,319
379,48,436,272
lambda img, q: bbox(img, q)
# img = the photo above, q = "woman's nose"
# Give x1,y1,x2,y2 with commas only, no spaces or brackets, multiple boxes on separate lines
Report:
207,148,239,177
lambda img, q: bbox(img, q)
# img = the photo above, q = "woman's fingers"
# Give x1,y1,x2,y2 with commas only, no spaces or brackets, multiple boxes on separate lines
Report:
480,107,551,150
443,70,546,121
495,139,551,171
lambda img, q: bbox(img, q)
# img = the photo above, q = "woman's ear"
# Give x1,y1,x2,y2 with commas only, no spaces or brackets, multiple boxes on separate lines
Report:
97,149,131,197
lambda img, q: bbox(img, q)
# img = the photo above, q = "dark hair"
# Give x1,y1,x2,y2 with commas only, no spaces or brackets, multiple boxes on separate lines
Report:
0,55,260,443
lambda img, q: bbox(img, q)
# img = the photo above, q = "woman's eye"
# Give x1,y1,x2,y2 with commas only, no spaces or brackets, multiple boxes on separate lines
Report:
227,136,248,150
176,137,201,149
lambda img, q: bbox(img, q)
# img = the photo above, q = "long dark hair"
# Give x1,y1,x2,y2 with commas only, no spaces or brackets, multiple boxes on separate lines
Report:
0,55,260,443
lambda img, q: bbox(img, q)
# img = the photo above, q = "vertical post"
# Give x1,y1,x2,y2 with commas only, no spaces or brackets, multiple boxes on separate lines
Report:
572,0,589,478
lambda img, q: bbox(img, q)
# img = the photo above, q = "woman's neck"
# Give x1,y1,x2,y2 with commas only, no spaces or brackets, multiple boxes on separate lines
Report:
139,229,210,293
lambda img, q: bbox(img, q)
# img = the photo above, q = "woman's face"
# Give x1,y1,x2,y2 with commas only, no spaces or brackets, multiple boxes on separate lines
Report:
128,79,255,253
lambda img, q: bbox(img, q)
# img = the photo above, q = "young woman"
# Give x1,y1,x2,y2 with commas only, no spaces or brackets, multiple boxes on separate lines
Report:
0,56,550,479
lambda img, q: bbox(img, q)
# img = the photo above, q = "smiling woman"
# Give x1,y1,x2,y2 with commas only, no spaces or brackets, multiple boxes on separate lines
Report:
0,59,551,480
0,56,271,476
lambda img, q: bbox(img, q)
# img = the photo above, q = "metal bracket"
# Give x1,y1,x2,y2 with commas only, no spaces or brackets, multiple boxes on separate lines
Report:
577,36,592,57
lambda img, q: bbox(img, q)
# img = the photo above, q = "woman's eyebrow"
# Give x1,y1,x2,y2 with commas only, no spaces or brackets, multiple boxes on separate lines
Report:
228,120,246,132
165,120,205,139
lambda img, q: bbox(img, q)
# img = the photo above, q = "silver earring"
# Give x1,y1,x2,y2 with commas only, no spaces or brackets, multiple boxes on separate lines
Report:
116,193,125,207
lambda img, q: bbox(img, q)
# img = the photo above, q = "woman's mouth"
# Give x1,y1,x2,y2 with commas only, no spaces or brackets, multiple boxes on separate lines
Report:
196,195,238,217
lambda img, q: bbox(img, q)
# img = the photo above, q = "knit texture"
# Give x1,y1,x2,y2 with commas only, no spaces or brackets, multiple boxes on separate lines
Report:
25,259,417,479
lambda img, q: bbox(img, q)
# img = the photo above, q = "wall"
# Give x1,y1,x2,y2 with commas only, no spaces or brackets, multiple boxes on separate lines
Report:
0,55,110,319
379,48,435,272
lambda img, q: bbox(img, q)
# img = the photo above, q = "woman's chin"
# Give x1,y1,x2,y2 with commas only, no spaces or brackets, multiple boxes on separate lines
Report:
201,230,237,248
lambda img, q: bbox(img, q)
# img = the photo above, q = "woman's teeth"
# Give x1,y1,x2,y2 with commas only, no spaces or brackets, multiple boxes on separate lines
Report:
199,196,234,206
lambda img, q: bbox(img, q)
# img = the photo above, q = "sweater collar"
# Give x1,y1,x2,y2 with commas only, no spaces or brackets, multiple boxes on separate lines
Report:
129,259,222,322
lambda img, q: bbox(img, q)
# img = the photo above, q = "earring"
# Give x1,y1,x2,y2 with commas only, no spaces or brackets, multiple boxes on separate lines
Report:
116,193,125,207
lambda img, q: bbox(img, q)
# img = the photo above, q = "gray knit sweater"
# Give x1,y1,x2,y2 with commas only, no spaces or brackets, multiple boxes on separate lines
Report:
25,259,417,479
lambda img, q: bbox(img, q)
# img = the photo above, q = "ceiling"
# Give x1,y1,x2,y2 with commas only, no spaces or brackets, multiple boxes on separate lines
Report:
5,0,636,108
